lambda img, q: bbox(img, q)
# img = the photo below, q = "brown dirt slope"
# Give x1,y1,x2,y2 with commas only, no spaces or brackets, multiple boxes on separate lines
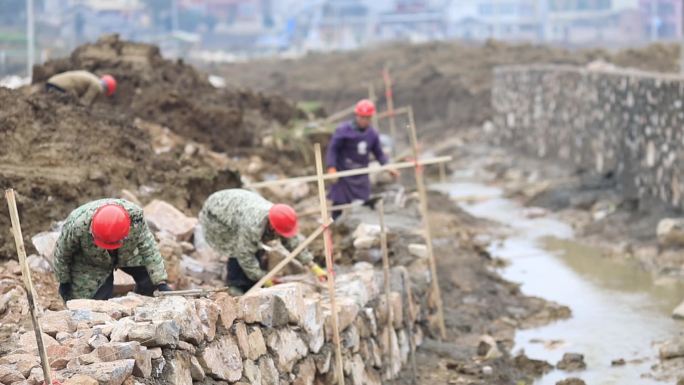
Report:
32,34,297,151
213,40,679,139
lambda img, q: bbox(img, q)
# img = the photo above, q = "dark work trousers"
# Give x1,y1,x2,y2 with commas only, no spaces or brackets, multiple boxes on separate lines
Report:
226,250,267,293
45,83,66,93
92,266,156,300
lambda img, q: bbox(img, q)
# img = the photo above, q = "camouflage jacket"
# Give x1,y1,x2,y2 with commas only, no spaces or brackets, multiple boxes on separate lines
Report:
199,189,313,282
53,199,167,300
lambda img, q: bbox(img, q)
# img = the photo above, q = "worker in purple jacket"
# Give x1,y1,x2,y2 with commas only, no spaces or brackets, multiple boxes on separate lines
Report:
325,99,398,219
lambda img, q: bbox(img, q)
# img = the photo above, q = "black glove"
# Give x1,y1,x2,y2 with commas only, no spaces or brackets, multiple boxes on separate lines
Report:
156,282,172,292
58,282,72,301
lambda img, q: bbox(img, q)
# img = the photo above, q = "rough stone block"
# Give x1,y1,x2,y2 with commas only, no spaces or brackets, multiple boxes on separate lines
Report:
198,335,242,382
238,292,289,328
265,328,308,373
322,296,359,340
243,359,261,385
214,293,238,329
31,231,59,260
143,200,197,241
127,320,180,347
73,359,135,385
258,356,279,385
189,356,205,381
0,354,39,377
301,298,324,354
194,298,219,342
63,374,98,385
162,350,192,385
67,300,129,320
313,346,332,374
18,332,59,354
133,296,203,344
293,357,315,385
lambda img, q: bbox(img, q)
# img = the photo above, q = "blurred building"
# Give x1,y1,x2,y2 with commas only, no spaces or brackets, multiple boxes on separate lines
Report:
375,0,447,42
639,0,682,40
447,0,652,45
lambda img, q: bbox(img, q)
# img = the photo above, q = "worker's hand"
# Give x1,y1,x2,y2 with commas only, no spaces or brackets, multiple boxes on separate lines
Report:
388,169,400,179
58,282,72,302
309,263,328,282
156,282,172,292
327,167,338,183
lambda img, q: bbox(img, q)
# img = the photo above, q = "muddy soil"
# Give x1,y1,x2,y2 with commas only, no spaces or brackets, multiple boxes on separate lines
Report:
32,34,297,151
213,41,679,141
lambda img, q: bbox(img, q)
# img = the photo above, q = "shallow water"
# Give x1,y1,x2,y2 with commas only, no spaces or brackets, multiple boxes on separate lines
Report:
432,179,684,384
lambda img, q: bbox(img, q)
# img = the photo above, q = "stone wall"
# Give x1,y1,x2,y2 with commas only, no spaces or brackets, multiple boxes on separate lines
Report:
492,64,684,208
0,262,426,385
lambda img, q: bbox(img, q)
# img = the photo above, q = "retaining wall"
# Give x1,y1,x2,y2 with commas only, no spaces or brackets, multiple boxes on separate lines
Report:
492,64,684,208
0,262,425,385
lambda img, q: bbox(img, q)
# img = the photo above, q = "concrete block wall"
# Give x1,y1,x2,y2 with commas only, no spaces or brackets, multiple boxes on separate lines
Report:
492,64,684,207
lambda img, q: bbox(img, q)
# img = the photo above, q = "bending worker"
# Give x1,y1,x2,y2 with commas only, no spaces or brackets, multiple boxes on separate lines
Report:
54,199,171,301
46,70,117,106
326,99,397,219
199,189,327,294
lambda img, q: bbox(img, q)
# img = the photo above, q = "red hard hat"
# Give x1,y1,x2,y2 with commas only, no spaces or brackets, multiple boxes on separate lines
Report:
91,204,131,249
268,204,299,238
354,99,375,117
100,75,117,96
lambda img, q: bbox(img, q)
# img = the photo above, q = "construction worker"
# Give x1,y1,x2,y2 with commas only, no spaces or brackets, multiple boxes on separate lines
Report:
199,189,327,295
54,199,171,301
45,70,117,106
326,99,398,219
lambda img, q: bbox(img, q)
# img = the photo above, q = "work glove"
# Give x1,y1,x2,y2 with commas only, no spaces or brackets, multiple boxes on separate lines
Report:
156,282,172,292
58,282,72,301
264,277,282,288
310,263,327,282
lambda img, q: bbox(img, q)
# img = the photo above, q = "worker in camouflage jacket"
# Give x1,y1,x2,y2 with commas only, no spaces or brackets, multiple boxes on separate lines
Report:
54,199,171,301
199,189,327,294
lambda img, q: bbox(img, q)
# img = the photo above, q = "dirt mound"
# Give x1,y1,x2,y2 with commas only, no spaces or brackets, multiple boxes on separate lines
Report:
32,34,297,151
0,87,240,260
213,41,679,140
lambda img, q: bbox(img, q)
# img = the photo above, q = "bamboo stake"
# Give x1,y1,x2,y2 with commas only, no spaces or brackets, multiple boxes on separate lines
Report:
439,162,447,183
324,104,355,125
376,106,409,121
314,143,345,385
406,107,447,339
368,83,380,130
154,287,231,297
246,156,452,189
383,65,398,156
399,269,418,384
246,224,328,295
377,199,394,379
5,189,52,385
300,201,363,217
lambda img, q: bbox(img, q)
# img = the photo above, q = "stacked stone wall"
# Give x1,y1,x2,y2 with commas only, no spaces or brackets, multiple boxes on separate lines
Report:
492,65,684,207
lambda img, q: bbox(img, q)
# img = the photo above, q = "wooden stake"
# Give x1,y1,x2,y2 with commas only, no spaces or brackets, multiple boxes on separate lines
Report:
154,287,231,297
5,189,52,385
314,143,345,385
377,199,394,379
439,162,447,183
246,224,328,295
399,269,418,384
300,201,363,217
406,107,447,339
383,65,398,156
324,104,355,125
246,156,452,189
368,83,380,131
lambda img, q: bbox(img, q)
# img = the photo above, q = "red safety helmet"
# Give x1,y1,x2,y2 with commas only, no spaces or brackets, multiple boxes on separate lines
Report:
91,204,131,249
354,99,376,117
100,75,117,96
268,204,299,238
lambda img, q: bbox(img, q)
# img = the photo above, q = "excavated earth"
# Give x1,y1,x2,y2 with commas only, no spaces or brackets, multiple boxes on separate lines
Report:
214,41,679,141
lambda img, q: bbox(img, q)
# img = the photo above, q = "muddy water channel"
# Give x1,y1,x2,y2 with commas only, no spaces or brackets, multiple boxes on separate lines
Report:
433,176,684,384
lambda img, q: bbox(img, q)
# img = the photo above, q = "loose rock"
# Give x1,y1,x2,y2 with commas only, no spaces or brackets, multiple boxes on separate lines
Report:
556,353,586,371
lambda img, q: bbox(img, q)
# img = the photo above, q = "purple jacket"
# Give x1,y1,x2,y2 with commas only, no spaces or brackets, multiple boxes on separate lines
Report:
325,120,388,204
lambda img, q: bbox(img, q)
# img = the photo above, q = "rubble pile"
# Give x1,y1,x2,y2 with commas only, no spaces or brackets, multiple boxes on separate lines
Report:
0,262,427,385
